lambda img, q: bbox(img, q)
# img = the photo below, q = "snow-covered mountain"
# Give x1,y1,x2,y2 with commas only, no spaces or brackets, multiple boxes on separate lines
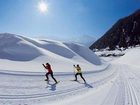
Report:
90,9,140,50
42,35,97,47
0,33,102,72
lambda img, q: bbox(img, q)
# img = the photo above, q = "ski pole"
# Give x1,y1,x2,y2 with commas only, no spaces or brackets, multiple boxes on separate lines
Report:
42,64,47,75
73,65,76,78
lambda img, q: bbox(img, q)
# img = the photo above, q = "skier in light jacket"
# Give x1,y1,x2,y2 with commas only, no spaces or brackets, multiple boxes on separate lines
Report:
73,64,86,83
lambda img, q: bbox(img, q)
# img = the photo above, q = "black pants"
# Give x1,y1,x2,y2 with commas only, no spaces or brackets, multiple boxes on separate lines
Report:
46,72,57,83
75,73,86,82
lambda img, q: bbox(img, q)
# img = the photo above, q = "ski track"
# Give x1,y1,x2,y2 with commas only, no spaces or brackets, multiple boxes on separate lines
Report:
0,63,140,105
0,65,115,99
100,64,140,105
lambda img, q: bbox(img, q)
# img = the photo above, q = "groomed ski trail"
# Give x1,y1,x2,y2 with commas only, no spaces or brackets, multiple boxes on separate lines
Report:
0,63,140,105
98,64,140,105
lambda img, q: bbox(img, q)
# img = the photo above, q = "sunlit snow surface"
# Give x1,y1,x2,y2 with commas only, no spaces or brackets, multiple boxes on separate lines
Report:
0,33,102,72
1,33,140,105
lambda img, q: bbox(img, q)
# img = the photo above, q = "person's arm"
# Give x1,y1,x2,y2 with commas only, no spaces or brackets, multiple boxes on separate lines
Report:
73,65,77,69
42,64,47,69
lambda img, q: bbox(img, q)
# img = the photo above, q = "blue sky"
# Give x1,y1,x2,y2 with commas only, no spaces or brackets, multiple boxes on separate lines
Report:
0,0,140,41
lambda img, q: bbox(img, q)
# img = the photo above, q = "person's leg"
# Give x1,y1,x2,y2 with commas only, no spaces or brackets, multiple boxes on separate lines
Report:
79,73,86,83
50,72,57,83
75,73,79,81
45,72,49,81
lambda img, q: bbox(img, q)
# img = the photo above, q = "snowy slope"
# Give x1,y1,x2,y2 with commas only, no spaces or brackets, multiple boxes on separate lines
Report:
0,33,103,72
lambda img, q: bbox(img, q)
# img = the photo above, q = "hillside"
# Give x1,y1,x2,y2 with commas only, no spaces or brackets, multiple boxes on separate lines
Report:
90,9,140,50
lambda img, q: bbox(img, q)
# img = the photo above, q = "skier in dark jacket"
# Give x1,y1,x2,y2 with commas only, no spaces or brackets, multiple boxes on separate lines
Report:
42,63,58,83
73,64,86,83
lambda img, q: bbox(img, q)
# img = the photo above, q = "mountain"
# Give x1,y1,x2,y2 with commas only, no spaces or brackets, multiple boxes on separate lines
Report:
69,35,97,47
74,35,97,47
90,9,140,50
42,35,97,47
0,33,102,72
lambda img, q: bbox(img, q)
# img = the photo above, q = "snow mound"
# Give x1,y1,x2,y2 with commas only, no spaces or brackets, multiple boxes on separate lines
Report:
114,47,140,67
64,42,101,65
19,37,76,59
0,33,102,72
0,33,42,61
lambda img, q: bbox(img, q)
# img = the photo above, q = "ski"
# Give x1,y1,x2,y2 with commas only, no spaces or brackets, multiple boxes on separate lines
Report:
55,81,60,84
70,80,86,84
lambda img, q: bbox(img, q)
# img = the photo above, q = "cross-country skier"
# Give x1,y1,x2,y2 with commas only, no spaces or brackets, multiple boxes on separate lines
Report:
73,64,86,83
42,63,58,83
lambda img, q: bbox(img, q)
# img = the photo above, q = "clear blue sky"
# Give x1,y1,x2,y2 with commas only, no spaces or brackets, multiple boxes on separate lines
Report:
0,0,140,40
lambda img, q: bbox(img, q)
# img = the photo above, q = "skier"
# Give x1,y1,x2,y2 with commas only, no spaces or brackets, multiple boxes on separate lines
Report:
42,63,58,83
73,64,86,83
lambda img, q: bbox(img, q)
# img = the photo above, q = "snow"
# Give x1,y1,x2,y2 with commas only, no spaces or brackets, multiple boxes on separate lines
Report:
95,49,125,57
114,47,140,67
0,34,42,61
0,33,102,72
1,33,140,105
64,42,101,65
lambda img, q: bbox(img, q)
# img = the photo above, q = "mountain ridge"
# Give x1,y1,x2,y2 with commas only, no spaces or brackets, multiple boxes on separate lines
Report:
90,9,140,50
